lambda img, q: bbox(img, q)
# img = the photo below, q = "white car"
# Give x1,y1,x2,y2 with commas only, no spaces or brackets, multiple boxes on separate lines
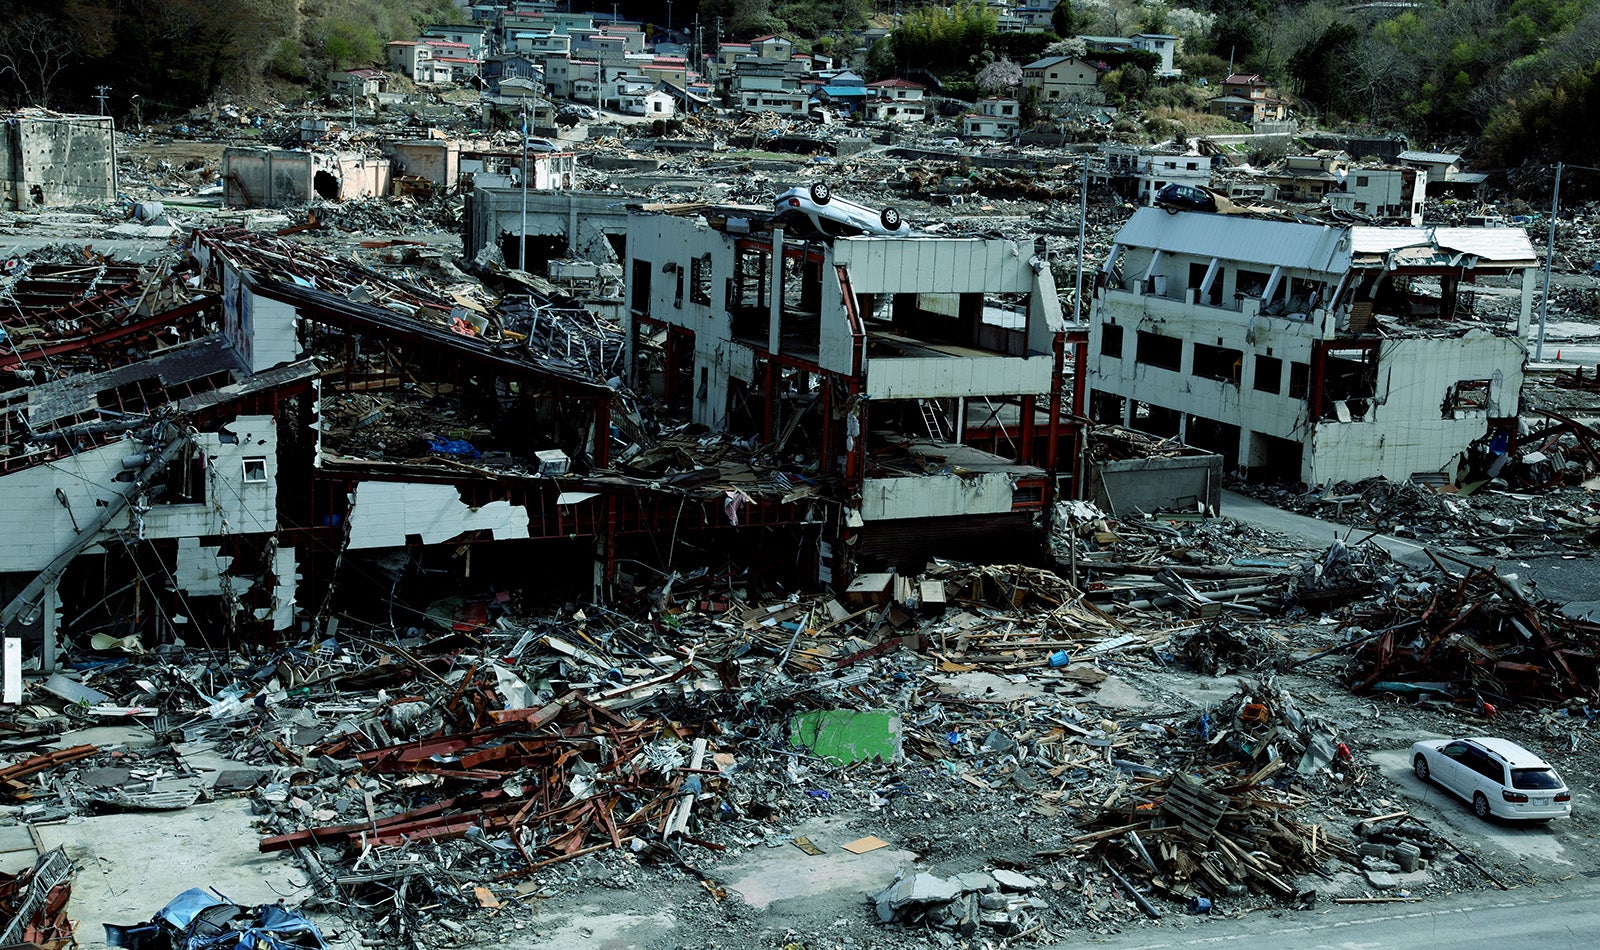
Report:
1410,737,1571,821
774,182,910,237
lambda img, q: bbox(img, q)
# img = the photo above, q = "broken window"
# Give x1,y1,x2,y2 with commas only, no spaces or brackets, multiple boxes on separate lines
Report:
673,264,684,309
242,457,268,483
1443,379,1490,417
1288,361,1310,399
1254,355,1282,394
690,254,712,305
1235,268,1270,300
1100,323,1123,358
1135,330,1182,372
1192,342,1242,385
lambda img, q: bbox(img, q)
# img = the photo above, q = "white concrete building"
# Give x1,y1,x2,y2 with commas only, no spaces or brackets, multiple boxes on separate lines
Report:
962,98,1020,138
1131,34,1180,77
623,207,1074,570
1329,165,1428,226
1087,208,1538,486
1091,145,1213,205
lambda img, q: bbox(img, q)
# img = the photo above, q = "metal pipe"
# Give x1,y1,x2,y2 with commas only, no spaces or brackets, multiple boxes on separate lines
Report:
1536,162,1561,362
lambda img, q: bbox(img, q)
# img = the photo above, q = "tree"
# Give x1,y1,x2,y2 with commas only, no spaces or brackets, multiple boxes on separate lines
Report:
1289,22,1360,116
975,58,1021,95
0,11,84,107
1042,37,1087,59
1051,0,1081,37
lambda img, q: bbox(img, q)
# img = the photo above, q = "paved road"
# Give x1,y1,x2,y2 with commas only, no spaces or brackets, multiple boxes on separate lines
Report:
1221,489,1598,606
1052,880,1600,949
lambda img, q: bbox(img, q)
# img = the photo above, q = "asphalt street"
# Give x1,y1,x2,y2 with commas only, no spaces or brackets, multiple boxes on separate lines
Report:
1220,489,1599,608
1052,880,1600,950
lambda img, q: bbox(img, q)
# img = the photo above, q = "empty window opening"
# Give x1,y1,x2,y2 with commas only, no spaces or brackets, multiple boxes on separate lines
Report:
1100,323,1124,358
1254,355,1283,394
242,457,268,483
1444,379,1490,418
1135,330,1182,372
1234,268,1270,301
1288,361,1310,399
690,254,712,305
1192,342,1242,385
630,260,652,313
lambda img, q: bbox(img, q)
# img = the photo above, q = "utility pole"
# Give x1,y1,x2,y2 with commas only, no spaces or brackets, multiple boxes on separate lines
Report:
93,85,110,116
519,101,529,273
667,0,673,36
1074,163,1088,323
1536,161,1561,362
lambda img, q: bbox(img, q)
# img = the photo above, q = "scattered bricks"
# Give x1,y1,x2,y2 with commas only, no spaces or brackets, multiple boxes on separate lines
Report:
1395,842,1423,872
1358,841,1389,858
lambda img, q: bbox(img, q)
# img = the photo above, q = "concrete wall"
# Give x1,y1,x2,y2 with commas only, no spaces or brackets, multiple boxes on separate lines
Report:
1306,332,1523,485
0,114,115,208
1087,453,1223,516
223,148,392,208
861,472,1018,520
386,140,461,186
467,188,641,263
0,416,279,574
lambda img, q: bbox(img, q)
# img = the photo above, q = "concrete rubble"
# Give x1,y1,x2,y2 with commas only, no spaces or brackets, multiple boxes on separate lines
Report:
0,85,1596,950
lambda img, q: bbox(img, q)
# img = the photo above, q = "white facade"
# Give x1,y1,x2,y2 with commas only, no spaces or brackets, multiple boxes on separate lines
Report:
624,213,1065,523
1087,208,1537,486
1131,33,1180,77
962,98,1020,138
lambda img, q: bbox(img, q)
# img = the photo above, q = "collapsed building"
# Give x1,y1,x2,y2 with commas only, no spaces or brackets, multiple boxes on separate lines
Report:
623,205,1085,572
1086,207,1538,485
222,148,393,207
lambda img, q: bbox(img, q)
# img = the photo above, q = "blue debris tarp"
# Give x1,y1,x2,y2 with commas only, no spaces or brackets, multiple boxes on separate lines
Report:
105,888,327,950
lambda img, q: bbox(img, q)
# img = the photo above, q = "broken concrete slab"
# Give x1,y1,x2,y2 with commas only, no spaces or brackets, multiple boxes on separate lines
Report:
884,872,962,908
717,817,916,915
992,869,1041,891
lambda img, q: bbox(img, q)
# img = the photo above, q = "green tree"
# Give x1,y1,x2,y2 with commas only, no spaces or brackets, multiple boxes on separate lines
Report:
1288,22,1360,116
1051,0,1081,37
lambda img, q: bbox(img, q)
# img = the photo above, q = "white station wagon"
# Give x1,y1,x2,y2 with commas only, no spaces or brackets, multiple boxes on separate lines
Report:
1411,736,1571,821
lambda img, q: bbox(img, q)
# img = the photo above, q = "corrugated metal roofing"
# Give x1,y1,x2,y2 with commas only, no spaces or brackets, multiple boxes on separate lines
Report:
1114,207,1350,272
1353,226,1537,264
1397,150,1460,163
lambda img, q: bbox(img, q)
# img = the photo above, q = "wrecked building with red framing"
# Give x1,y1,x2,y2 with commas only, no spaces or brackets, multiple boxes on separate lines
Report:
0,201,1090,660
623,203,1087,578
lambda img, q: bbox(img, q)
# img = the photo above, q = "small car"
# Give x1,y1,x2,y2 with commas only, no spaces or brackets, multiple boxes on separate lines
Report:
1154,182,1218,214
1410,736,1571,821
774,182,911,237
524,136,561,153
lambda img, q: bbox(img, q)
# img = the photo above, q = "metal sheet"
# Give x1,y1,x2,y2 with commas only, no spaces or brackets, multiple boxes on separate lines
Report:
1113,208,1350,273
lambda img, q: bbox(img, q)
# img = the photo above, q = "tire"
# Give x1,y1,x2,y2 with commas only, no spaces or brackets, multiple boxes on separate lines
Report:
809,181,831,204
1413,755,1430,782
1473,791,1491,819
880,206,902,230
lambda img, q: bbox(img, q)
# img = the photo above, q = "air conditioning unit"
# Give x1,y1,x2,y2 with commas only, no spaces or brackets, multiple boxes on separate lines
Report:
534,449,570,475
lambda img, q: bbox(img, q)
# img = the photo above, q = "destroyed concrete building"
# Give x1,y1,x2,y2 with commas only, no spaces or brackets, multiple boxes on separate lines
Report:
0,112,116,209
222,148,392,208
0,249,314,664
623,204,1084,571
1087,207,1539,485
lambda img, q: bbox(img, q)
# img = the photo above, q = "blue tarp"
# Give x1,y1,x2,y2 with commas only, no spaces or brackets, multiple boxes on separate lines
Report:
106,888,327,950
